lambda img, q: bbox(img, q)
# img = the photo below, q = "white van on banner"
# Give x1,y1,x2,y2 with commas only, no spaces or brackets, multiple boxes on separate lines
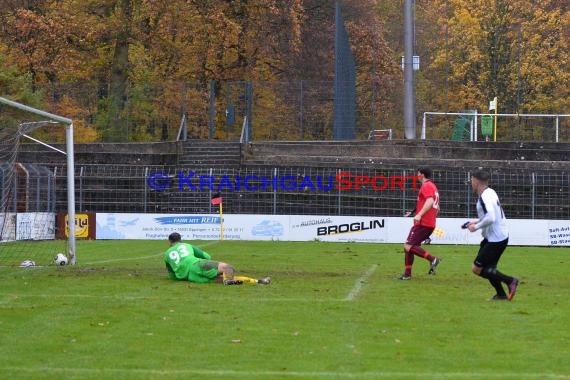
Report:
95,213,570,246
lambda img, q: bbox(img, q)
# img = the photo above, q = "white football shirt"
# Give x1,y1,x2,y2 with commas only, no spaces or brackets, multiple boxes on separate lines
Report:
475,187,509,242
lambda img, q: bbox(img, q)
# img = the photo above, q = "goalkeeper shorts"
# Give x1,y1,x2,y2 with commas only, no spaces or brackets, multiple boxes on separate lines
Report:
187,260,219,283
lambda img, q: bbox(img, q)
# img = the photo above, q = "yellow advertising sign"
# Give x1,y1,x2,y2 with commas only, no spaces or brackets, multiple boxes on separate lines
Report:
65,213,89,238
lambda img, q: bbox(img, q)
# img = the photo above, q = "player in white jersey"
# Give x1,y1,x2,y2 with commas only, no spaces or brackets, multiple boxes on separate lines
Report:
465,170,519,301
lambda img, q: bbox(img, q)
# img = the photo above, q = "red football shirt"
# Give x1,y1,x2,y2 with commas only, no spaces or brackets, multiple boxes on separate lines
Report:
415,180,439,228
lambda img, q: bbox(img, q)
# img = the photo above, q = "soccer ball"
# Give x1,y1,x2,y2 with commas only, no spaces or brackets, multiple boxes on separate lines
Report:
19,260,36,267
54,253,68,266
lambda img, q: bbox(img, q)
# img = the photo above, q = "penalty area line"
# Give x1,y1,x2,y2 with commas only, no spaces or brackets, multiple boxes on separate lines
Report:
344,264,378,301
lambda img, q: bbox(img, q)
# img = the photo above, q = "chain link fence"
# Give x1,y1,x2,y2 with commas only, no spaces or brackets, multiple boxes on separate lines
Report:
48,164,570,220
47,79,391,142
46,79,570,143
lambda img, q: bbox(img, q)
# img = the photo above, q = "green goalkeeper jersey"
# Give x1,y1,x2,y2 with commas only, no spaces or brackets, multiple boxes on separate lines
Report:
164,242,211,280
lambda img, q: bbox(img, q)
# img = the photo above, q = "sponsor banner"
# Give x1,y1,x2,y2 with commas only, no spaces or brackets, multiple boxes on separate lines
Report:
69,213,90,238
0,212,16,242
16,212,55,240
96,213,289,241
56,212,96,239
289,216,409,243
95,213,570,246
291,217,481,245
547,220,570,246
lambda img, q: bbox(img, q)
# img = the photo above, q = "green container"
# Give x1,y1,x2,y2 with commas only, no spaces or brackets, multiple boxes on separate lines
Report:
481,115,493,136
452,118,471,141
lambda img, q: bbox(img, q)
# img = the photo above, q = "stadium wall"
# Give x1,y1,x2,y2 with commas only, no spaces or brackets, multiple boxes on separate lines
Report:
14,140,570,220
95,213,570,247
17,140,570,168
18,141,178,166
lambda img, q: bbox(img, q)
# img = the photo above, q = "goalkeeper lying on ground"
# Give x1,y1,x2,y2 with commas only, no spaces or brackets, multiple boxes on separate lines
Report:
164,232,271,285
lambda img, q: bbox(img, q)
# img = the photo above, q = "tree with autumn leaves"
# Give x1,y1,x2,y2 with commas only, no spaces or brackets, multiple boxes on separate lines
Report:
424,0,568,113
0,0,567,142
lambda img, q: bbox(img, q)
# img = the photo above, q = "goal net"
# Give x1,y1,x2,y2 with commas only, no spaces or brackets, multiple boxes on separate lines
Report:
0,97,76,267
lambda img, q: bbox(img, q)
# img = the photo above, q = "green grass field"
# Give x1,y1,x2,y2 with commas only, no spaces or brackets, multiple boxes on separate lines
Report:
1,240,569,379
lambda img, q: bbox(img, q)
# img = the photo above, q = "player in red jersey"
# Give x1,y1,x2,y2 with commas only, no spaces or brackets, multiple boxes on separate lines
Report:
399,167,441,280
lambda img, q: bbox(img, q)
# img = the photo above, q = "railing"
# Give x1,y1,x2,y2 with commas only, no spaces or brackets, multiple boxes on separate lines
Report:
239,116,249,143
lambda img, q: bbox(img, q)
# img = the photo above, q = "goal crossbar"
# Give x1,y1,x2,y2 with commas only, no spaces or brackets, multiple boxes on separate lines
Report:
0,96,76,264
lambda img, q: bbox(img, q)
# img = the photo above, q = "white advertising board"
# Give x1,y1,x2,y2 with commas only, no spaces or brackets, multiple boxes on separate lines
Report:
16,212,55,240
96,213,569,246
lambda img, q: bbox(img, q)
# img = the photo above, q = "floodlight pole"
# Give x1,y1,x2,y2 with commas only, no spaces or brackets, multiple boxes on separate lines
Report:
403,0,416,139
0,97,76,264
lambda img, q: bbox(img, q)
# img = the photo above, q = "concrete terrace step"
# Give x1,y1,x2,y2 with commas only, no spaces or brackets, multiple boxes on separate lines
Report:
245,140,570,162
178,141,242,168
242,155,570,171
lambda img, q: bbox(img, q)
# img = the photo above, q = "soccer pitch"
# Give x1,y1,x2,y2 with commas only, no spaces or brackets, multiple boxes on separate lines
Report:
1,240,569,380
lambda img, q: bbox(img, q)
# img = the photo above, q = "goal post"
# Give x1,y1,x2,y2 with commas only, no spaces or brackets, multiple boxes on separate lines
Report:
0,97,76,265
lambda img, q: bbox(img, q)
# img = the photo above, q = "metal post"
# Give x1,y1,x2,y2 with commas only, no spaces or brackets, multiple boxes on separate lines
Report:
555,116,559,143
493,97,498,142
466,171,471,218
225,84,231,141
47,172,53,212
273,167,277,215
12,170,17,212
531,172,535,219
402,170,407,214
209,168,213,214
143,167,148,213
22,164,29,212
246,81,253,141
474,110,478,141
209,80,215,140
181,82,187,141
403,0,416,139
421,113,426,139
35,172,40,211
79,166,84,211
371,41,377,132
299,80,304,140
337,168,342,215
66,123,76,264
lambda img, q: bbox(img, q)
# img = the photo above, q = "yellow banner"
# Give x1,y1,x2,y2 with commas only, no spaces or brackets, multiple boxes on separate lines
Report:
65,213,89,238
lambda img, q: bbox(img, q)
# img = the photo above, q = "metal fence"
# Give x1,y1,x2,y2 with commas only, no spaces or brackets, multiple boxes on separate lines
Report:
48,164,570,220
45,79,570,143
0,163,56,213
48,79,388,142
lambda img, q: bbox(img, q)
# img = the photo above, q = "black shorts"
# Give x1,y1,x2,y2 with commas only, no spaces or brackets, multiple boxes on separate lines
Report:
474,238,509,268
405,225,434,246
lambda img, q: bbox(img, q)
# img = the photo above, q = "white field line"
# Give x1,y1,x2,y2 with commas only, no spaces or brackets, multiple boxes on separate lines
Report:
83,252,162,265
83,241,221,265
0,293,340,303
0,242,222,269
344,264,378,301
1,367,569,379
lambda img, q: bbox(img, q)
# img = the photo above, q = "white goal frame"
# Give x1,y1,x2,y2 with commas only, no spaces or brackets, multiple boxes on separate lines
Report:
0,97,76,264
421,112,570,141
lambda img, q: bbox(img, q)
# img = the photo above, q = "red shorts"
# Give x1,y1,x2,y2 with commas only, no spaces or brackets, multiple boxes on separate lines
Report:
405,225,434,246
